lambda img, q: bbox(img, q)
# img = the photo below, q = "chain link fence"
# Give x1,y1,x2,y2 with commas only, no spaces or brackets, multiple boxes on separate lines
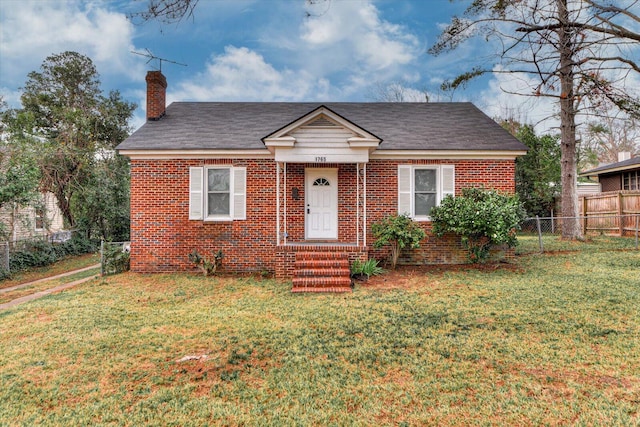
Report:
1,231,87,278
1,242,9,273
518,215,640,254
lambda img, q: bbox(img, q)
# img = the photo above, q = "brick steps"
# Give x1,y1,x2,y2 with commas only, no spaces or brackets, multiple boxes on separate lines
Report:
291,251,353,293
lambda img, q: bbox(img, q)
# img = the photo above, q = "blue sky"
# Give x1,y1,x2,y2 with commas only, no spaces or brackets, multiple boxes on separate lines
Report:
1,0,628,132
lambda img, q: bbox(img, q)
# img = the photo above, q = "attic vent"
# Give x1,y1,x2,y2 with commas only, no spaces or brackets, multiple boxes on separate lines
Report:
307,117,337,127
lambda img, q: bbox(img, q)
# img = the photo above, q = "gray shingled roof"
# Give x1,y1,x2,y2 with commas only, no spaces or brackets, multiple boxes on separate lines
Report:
116,102,527,152
580,156,640,176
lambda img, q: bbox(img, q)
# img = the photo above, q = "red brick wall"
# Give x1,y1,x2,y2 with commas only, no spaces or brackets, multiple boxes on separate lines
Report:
599,174,622,192
365,159,516,265
130,158,278,273
129,157,516,273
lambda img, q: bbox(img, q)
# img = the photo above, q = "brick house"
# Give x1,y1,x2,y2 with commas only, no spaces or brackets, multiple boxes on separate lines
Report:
116,71,527,292
580,154,640,192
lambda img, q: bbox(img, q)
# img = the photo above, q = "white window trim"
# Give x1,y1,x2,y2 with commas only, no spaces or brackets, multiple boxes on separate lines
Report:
189,166,246,221
398,164,455,221
205,166,233,221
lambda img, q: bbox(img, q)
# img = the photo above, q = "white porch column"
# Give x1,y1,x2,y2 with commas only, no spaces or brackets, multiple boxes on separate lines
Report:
283,162,288,245
356,163,360,247
363,163,367,247
276,162,281,246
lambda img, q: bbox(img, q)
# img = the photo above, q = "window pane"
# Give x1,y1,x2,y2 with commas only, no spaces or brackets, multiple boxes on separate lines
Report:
208,193,230,215
208,169,230,191
415,169,436,192
415,193,436,216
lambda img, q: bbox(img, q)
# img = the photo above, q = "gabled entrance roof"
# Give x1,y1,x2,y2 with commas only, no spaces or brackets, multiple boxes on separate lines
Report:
263,105,381,163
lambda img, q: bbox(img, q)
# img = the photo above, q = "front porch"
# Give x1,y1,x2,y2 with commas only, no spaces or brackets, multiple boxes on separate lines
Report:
264,106,381,292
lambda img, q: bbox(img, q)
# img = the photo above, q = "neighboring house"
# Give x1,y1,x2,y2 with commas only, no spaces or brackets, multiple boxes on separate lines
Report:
576,182,602,196
0,192,64,242
116,71,527,292
580,155,640,192
579,154,640,237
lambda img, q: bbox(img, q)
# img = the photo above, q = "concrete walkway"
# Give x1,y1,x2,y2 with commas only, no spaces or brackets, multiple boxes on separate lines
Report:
0,264,100,310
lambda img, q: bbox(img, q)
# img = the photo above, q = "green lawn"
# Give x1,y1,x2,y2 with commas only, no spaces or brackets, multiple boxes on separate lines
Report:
0,245,638,426
0,253,100,290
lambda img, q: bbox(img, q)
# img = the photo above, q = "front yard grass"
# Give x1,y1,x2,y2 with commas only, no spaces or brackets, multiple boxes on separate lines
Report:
0,246,638,425
0,252,100,290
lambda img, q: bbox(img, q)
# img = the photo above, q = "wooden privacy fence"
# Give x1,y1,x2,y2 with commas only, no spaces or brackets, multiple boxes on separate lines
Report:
579,191,640,236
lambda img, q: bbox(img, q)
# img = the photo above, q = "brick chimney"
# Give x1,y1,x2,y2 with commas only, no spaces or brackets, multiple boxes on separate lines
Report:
618,151,631,162
146,70,167,121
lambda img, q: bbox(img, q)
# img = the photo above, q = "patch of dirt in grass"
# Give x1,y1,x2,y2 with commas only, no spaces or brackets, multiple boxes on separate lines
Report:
359,263,523,291
159,346,278,398
521,366,640,403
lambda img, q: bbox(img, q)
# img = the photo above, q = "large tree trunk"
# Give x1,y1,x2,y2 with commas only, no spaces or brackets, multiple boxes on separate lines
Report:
557,0,583,240
54,187,75,230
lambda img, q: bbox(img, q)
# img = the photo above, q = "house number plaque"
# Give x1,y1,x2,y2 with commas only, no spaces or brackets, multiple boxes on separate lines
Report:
315,156,327,163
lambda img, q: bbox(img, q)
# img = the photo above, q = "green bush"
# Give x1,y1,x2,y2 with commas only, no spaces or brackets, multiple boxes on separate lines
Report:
430,188,527,263
350,258,384,280
0,266,10,281
4,236,97,278
102,243,130,276
188,249,224,277
372,214,426,269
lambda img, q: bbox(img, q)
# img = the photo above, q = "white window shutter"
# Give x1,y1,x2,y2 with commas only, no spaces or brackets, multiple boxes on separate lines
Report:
189,167,203,220
398,165,412,216
232,167,246,220
441,165,455,199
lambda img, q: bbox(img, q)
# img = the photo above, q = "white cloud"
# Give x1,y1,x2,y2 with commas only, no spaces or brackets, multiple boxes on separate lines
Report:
0,0,141,98
301,1,420,71
166,0,423,106
170,46,331,102
298,0,420,89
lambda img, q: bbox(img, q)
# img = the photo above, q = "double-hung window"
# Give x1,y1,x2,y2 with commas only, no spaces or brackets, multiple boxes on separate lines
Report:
623,170,639,190
398,165,454,220
189,166,246,221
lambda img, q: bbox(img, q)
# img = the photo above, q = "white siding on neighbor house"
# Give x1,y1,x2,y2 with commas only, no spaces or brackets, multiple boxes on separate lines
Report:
577,182,602,196
0,192,64,242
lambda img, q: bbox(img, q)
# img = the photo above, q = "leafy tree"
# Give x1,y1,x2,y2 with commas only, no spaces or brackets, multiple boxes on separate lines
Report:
0,99,42,240
73,153,131,241
508,123,562,217
371,214,426,270
430,188,527,263
18,52,135,238
430,0,640,240
0,106,40,212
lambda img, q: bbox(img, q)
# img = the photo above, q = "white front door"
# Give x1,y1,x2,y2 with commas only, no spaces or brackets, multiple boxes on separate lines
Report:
306,168,338,239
